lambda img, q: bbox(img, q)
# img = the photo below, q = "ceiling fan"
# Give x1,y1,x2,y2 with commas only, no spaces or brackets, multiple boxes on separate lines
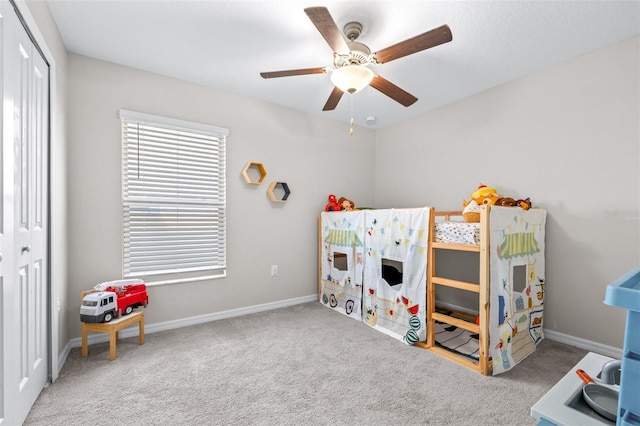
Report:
260,6,452,111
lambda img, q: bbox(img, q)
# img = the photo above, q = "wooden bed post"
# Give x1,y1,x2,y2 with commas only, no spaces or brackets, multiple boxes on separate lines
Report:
318,212,322,302
426,207,436,348
478,205,491,375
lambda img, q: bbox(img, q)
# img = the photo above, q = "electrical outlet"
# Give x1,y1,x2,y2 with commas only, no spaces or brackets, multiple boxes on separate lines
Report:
271,265,278,277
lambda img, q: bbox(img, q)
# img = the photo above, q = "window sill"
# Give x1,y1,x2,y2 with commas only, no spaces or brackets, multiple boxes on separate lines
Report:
143,273,226,287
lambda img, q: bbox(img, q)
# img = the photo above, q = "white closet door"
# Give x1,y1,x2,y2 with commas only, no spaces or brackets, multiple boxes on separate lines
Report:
1,1,50,424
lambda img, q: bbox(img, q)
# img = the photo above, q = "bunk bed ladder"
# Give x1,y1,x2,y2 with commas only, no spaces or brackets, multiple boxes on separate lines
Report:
418,206,492,375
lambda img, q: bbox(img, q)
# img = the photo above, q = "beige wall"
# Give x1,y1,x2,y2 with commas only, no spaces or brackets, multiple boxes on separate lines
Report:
375,35,640,349
66,54,376,339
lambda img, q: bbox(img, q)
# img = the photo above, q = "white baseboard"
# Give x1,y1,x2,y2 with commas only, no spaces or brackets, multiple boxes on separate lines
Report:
66,294,317,351
544,329,622,359
56,340,73,377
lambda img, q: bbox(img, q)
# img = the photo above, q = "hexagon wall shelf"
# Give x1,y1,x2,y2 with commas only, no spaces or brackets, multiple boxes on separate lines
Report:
267,181,291,202
241,162,267,185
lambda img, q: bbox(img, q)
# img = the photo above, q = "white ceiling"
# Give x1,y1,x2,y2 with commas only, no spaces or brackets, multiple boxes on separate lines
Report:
46,0,640,128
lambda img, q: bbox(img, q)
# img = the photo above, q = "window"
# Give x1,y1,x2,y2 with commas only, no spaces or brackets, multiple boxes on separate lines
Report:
333,252,348,271
512,264,527,293
120,110,228,283
381,258,403,287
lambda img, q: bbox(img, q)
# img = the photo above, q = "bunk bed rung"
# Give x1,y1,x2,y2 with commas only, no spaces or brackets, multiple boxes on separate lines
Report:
432,276,479,293
434,211,463,221
427,345,480,372
432,312,479,334
431,241,480,252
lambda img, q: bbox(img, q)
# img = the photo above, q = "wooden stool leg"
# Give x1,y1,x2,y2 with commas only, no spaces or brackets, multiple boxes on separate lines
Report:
109,328,117,361
138,315,145,345
81,323,89,357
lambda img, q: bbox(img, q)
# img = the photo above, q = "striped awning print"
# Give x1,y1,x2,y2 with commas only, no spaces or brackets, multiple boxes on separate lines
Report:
325,229,363,247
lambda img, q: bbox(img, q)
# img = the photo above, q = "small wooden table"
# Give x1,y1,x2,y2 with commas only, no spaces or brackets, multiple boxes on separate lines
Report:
81,311,144,361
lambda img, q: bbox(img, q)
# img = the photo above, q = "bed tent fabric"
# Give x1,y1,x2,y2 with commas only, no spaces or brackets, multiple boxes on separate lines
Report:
489,206,546,374
362,208,430,344
319,211,365,320
320,208,430,342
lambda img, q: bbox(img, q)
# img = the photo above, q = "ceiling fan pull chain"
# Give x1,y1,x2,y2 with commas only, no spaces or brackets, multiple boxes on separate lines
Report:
350,95,355,136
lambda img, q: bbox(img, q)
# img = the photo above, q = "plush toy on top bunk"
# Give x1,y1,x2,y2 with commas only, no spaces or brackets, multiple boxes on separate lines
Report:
462,184,501,222
338,197,356,211
462,184,532,222
494,196,532,210
324,194,357,212
325,194,341,212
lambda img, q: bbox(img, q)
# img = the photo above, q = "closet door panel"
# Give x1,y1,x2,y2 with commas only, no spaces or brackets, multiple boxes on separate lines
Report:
1,2,50,423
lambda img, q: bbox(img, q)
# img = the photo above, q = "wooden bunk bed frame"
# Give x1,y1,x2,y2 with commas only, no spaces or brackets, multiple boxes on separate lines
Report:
415,205,492,375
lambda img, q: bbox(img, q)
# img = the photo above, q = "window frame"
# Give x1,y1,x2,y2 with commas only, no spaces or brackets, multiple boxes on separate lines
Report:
119,109,228,285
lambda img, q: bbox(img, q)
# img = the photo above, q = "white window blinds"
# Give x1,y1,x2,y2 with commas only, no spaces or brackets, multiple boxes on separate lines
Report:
120,110,228,280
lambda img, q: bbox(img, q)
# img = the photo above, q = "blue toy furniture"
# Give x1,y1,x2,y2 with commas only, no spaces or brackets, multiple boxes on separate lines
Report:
604,265,640,426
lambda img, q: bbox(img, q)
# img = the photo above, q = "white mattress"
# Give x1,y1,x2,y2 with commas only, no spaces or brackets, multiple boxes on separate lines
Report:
434,221,480,245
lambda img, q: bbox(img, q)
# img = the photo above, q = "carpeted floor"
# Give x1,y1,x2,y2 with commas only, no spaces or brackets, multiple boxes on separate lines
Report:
25,302,588,425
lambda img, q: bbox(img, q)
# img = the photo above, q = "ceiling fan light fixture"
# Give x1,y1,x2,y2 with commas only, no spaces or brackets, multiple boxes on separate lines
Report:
330,65,374,94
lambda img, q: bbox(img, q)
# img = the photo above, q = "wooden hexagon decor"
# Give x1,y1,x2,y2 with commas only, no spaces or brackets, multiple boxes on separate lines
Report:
241,162,267,185
267,181,291,202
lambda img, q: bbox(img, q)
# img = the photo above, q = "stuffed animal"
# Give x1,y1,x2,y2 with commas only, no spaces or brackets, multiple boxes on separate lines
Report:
463,185,533,222
325,194,341,212
338,196,356,211
495,197,532,210
462,185,501,222
494,197,519,207
518,198,532,210
462,200,482,223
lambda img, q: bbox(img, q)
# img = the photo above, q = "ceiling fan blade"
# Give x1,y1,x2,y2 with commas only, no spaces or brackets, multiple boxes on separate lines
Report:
260,67,327,79
322,86,344,111
304,7,350,55
373,24,452,64
369,75,418,107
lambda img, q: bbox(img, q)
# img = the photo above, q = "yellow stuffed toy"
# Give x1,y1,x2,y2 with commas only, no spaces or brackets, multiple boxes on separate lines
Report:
462,185,501,222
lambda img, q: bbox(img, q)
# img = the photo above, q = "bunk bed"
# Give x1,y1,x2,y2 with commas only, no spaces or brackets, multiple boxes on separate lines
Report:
318,205,546,376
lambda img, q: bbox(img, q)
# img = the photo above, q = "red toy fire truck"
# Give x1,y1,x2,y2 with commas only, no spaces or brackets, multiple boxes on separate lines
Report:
80,279,148,323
